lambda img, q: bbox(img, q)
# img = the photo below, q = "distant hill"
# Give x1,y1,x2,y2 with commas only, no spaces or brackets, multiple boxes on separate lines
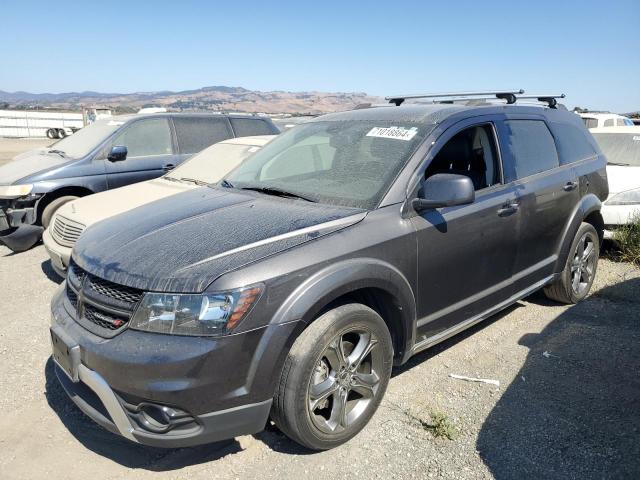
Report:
0,86,383,115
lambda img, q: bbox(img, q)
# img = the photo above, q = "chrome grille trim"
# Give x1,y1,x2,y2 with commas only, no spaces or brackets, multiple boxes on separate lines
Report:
51,215,86,248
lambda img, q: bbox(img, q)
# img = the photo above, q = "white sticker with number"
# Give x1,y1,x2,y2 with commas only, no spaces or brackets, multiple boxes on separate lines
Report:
366,126,418,141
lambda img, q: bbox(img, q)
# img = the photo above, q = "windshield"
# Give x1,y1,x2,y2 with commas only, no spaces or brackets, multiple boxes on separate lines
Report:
592,132,640,166
51,118,126,158
225,120,430,209
166,142,262,184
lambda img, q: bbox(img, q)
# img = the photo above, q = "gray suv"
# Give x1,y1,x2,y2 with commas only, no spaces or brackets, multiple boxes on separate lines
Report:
0,113,278,251
49,92,608,450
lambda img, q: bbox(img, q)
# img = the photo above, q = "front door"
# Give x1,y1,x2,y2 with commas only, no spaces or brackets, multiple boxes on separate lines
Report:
412,118,519,342
104,117,179,189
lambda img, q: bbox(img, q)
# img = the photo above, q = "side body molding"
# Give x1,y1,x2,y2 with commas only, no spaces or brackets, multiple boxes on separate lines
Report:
555,193,603,273
271,258,417,363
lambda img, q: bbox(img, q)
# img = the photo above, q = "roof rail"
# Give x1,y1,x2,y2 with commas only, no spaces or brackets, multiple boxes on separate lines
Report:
516,94,566,109
385,89,525,106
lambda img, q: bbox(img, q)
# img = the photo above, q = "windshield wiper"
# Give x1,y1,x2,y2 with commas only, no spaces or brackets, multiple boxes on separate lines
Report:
239,185,316,202
220,179,234,188
608,161,630,166
48,149,66,158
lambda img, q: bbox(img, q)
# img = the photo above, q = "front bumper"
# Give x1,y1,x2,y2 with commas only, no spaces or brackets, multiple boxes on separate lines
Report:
50,286,299,447
42,227,71,276
0,201,37,231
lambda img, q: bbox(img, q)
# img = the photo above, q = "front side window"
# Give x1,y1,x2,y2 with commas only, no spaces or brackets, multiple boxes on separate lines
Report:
425,124,500,191
111,118,173,157
226,120,432,209
174,117,233,154
503,120,559,180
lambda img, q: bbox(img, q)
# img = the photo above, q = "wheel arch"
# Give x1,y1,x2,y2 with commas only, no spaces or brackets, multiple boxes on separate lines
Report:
556,193,603,272
36,186,94,223
271,258,417,364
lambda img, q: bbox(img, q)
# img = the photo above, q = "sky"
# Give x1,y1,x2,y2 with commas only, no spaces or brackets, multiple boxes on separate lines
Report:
1,0,638,112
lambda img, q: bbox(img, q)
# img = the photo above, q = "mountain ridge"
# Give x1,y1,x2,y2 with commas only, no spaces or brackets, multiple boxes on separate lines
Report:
0,86,382,114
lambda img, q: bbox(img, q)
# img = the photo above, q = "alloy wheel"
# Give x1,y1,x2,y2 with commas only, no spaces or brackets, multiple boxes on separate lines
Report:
570,232,597,296
307,329,383,434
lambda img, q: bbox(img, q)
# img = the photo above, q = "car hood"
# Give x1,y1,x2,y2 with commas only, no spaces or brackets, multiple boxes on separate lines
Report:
56,177,195,228
0,148,69,185
73,187,366,292
606,165,640,194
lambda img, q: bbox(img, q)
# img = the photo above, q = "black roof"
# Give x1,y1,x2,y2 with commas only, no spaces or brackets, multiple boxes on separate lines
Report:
311,103,574,125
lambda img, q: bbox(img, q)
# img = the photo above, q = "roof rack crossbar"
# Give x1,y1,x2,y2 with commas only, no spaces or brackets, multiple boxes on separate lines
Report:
385,89,525,106
516,94,566,108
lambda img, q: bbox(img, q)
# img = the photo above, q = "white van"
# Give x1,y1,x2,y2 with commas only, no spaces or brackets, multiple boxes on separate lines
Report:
579,112,634,129
590,126,640,237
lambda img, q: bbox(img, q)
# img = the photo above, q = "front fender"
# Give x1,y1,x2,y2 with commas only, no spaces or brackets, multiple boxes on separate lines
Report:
271,258,417,362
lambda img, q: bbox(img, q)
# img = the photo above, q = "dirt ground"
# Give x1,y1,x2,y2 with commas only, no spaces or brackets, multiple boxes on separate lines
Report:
0,140,639,479
0,137,53,165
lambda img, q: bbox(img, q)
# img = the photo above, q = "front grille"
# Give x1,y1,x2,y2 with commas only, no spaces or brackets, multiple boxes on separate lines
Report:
86,275,142,305
66,261,143,337
51,215,85,248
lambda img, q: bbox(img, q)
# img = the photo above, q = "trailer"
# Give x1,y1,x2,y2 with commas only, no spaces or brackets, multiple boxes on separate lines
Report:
0,107,112,139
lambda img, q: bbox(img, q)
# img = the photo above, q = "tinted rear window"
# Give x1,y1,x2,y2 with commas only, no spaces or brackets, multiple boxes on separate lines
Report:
174,117,233,154
550,122,596,165
503,120,559,180
230,118,276,137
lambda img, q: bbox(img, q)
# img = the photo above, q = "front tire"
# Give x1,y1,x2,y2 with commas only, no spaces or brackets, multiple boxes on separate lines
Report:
544,222,599,304
271,303,393,450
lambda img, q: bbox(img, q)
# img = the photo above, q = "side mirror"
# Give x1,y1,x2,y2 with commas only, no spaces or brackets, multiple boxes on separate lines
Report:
107,145,127,162
412,173,475,212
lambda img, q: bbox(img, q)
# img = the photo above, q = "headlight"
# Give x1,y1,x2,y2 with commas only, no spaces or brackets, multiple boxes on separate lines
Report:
0,184,33,199
129,285,263,336
607,188,640,206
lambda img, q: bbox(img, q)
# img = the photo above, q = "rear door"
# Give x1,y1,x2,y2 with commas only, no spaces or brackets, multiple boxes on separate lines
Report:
104,117,178,188
173,116,234,165
497,116,580,292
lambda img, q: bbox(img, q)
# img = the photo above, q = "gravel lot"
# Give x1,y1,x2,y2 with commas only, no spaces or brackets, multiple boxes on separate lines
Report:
0,137,53,165
1,140,639,479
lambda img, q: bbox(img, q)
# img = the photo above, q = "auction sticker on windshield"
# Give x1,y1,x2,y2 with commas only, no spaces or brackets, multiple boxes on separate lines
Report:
366,126,418,141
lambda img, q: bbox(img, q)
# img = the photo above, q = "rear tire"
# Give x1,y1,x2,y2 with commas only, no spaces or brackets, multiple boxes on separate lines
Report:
271,303,393,450
544,222,599,304
46,128,56,139
41,195,79,229
57,129,66,138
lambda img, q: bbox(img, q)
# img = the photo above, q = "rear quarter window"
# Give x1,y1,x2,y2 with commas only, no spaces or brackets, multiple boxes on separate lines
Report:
550,122,597,165
503,120,559,180
230,118,276,137
173,117,233,154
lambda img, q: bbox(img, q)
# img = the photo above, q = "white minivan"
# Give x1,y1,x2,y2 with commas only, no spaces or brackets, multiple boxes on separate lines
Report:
590,126,640,237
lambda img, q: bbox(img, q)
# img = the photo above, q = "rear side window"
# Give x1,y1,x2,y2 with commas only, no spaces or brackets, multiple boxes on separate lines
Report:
582,117,598,129
230,118,276,137
550,122,596,165
112,118,173,157
503,120,559,180
174,117,233,154
604,119,614,127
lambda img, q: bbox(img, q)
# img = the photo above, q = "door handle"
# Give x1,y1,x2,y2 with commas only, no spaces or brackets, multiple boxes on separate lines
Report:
497,202,519,217
163,163,175,171
563,181,578,192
